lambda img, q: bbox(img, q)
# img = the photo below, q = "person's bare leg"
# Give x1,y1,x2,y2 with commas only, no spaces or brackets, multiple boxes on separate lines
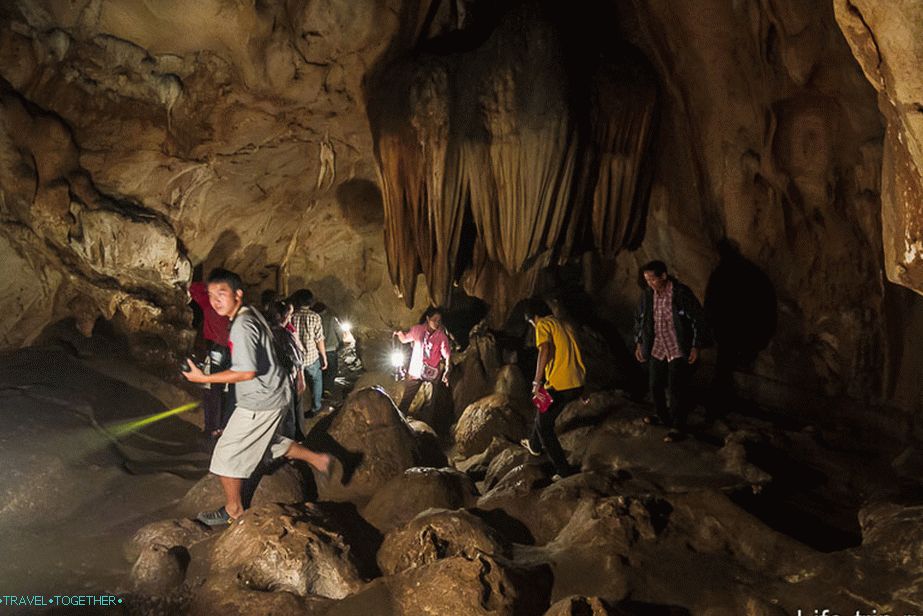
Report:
219,476,245,519
284,442,332,475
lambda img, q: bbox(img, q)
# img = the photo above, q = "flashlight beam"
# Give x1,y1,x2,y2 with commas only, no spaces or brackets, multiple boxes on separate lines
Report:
105,401,201,438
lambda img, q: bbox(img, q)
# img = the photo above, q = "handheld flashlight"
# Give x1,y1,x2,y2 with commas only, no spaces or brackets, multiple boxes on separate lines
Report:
340,321,352,333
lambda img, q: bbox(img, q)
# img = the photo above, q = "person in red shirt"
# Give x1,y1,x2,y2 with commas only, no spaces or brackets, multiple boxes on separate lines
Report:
189,275,232,438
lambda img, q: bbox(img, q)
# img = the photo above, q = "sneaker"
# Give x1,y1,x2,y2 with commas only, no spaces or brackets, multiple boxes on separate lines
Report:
551,473,563,482
520,438,542,457
196,506,235,527
663,431,683,443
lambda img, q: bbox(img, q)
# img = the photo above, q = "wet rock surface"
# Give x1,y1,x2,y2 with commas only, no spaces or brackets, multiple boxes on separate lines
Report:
129,543,189,594
310,387,423,504
330,553,551,616
377,508,511,576
209,502,378,599
127,518,211,563
452,392,530,459
177,461,310,517
2,340,921,616
360,466,479,532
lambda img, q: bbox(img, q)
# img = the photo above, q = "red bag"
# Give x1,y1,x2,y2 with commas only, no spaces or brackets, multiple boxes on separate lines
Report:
532,386,553,414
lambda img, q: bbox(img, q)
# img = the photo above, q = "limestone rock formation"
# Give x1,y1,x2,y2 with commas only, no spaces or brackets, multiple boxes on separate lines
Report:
452,392,530,459
0,0,420,365
359,466,479,532
188,573,320,616
450,325,503,413
177,461,310,517
209,502,376,600
313,387,422,503
328,553,551,616
129,543,189,594
544,596,614,616
455,434,519,479
483,444,534,490
376,508,511,576
127,518,211,563
602,0,891,402
834,1,923,295
368,3,658,314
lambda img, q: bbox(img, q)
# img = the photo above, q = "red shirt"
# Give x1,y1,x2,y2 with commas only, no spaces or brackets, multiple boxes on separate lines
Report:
651,281,682,361
189,282,230,346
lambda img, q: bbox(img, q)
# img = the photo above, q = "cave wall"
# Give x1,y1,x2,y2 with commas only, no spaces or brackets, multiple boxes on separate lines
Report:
0,0,423,362
834,0,923,296
590,0,898,405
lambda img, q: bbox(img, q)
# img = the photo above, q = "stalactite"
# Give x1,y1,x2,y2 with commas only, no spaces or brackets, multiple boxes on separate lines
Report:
368,6,659,315
376,129,423,305
589,56,659,256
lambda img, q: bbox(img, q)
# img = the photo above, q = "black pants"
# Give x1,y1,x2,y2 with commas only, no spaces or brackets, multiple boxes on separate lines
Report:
649,357,691,431
204,343,232,433
528,387,583,475
323,350,338,393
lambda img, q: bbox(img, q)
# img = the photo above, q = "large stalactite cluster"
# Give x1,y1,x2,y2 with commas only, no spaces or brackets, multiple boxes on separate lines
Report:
368,4,658,314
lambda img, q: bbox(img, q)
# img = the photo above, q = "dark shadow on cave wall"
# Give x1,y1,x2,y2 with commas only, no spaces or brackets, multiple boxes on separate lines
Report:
704,239,777,419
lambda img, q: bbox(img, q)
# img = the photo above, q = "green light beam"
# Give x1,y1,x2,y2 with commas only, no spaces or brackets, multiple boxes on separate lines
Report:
105,401,201,438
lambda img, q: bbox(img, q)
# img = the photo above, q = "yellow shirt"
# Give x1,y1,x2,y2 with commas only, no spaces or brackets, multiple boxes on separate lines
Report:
535,316,586,391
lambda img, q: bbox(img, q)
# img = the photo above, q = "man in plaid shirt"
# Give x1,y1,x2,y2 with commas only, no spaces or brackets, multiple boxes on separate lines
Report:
289,288,326,416
634,260,709,442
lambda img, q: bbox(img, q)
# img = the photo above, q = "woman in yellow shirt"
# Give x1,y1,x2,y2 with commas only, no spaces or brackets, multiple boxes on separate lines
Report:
521,298,585,480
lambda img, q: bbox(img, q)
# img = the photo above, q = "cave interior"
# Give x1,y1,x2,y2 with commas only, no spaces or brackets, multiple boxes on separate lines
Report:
2,0,923,614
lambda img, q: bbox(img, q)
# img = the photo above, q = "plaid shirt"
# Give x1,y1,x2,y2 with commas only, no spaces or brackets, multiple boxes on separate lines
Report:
291,307,324,366
651,281,682,361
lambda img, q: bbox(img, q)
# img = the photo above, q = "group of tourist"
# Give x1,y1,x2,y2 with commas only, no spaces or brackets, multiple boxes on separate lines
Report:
181,259,708,526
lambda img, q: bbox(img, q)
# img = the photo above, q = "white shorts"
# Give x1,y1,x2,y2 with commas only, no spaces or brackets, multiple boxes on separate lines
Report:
209,406,294,479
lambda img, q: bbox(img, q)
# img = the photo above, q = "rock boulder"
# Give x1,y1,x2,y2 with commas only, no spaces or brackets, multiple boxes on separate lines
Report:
310,387,422,504
377,508,511,576
360,467,479,532
210,502,378,599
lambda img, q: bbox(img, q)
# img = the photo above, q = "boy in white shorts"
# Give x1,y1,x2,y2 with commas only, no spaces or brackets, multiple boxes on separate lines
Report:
183,268,331,526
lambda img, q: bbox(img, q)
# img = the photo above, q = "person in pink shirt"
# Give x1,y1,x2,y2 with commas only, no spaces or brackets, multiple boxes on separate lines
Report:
393,307,451,414
189,275,232,438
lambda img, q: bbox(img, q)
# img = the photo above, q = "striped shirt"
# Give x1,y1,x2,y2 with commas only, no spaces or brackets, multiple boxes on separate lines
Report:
291,307,324,366
651,281,682,361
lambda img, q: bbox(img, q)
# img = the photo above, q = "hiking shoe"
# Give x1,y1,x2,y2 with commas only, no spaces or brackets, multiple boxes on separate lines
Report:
520,438,542,457
196,507,235,527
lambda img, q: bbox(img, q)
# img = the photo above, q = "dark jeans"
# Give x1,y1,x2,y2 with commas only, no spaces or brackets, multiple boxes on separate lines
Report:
204,342,233,433
303,358,323,414
278,382,304,441
322,350,338,393
649,357,691,431
527,387,583,475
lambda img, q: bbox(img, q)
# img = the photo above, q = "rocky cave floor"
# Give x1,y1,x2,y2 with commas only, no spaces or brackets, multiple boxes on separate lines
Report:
2,331,923,616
